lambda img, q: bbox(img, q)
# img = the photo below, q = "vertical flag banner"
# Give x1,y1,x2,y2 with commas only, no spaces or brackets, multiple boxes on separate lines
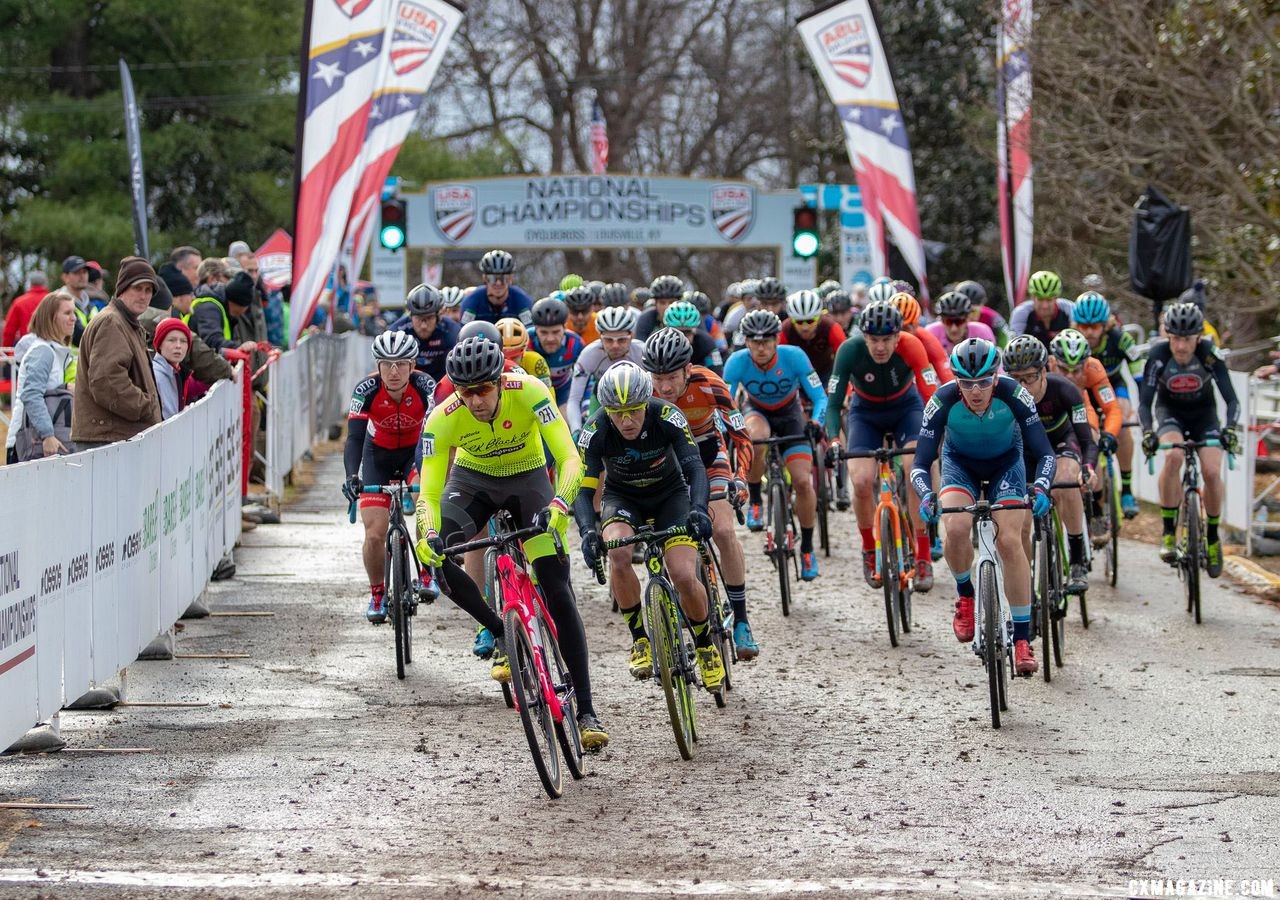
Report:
590,99,609,175
343,0,465,284
797,1,929,298
119,58,150,259
291,0,463,345
998,0,1033,308
254,229,294,292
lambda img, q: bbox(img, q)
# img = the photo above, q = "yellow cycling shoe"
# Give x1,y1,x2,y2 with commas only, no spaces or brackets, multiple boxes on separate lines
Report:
490,651,511,684
628,637,652,680
578,713,609,751
696,645,725,692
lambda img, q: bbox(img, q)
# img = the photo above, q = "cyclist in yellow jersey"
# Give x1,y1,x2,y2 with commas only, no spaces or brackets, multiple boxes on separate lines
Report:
496,316,553,389
413,335,608,749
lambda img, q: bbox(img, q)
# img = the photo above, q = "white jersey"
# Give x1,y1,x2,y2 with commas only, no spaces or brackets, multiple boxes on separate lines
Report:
566,338,646,431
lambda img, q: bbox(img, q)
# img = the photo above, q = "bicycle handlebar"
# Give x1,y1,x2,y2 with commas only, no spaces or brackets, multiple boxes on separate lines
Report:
751,433,811,447
441,523,566,562
941,500,1032,515
591,524,696,586
836,447,915,462
1145,439,1236,475
346,483,421,523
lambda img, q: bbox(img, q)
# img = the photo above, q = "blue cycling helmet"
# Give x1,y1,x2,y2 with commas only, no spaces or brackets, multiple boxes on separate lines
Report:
950,337,1000,380
1072,290,1110,325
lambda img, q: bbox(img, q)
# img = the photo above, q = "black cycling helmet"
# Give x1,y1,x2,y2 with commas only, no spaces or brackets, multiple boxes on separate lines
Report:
587,280,605,300
683,290,712,316
825,289,853,313
531,296,569,327
564,285,594,311
1163,301,1204,337
630,287,651,308
458,320,502,344
954,279,987,307
445,336,505,386
642,327,694,374
1002,334,1049,371
478,249,514,275
601,282,629,307
739,308,782,339
405,283,442,316
650,275,684,300
755,276,786,302
935,290,972,319
858,300,903,336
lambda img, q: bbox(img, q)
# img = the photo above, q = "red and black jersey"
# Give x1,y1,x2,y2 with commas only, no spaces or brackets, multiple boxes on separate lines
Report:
779,314,846,383
347,370,437,451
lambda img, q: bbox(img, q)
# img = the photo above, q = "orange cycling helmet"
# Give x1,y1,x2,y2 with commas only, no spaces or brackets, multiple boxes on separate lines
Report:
495,317,529,355
890,291,921,328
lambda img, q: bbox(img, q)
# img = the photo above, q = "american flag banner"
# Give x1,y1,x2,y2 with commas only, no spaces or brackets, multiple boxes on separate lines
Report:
590,100,608,175
997,0,1033,308
797,0,929,299
290,0,462,345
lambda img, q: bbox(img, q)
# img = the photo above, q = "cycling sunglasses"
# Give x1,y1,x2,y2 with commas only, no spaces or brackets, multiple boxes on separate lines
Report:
605,402,647,416
957,376,996,391
942,317,969,327
793,316,822,326
1010,369,1044,386
457,381,499,398
484,274,510,285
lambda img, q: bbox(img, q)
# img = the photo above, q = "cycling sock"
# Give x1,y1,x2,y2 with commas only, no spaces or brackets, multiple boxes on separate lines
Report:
1161,507,1178,536
725,584,747,624
371,582,385,597
800,527,814,554
621,604,646,641
689,615,713,649
1011,605,1031,643
860,527,875,551
748,481,763,505
1207,515,1220,544
1067,533,1085,565
1121,471,1133,496
955,571,975,599
916,531,931,564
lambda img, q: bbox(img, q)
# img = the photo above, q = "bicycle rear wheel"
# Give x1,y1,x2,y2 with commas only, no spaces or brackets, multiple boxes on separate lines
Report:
504,608,563,798
1105,461,1120,588
770,480,792,617
538,611,585,781
645,578,695,759
814,453,832,558
389,535,408,680
1183,491,1202,623
979,560,1002,729
486,547,514,708
880,506,899,648
1046,520,1066,668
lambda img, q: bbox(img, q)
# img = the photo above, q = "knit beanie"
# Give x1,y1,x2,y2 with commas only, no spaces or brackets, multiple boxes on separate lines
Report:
114,256,160,297
225,271,256,308
154,317,193,351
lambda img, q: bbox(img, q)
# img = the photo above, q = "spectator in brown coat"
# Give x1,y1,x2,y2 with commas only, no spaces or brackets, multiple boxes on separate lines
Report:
70,257,163,449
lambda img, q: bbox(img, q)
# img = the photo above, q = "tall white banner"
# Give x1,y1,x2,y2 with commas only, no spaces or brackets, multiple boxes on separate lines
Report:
797,1,930,298
998,0,1033,308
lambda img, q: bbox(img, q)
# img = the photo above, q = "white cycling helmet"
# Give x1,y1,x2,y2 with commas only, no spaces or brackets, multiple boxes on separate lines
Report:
785,289,824,321
372,330,419,362
595,305,639,335
865,280,896,305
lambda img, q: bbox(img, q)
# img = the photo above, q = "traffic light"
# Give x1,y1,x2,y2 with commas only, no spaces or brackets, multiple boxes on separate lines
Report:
792,206,819,258
379,198,407,251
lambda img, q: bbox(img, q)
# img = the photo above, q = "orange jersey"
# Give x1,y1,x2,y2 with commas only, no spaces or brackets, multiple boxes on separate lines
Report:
911,326,954,383
672,365,753,480
1052,357,1121,437
569,313,598,346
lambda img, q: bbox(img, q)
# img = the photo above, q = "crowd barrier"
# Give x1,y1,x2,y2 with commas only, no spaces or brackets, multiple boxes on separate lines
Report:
0,372,243,752
264,332,373,500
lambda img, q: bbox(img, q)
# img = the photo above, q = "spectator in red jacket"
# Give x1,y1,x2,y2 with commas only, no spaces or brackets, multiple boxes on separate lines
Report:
3,272,50,348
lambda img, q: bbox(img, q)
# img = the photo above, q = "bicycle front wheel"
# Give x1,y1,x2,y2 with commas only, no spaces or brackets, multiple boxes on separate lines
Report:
504,608,563,798
538,610,585,781
486,547,514,708
880,505,899,648
979,560,1002,729
897,505,914,633
815,453,832,557
1034,523,1052,683
1183,490,1202,623
770,480,792,618
646,578,695,760
389,534,408,680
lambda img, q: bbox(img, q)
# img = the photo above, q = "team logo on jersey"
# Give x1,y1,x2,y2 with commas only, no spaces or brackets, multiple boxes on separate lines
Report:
819,14,873,88
336,0,374,17
390,2,444,75
444,397,463,415
1167,373,1205,393
864,372,875,383
502,419,513,429
431,184,475,243
710,184,755,243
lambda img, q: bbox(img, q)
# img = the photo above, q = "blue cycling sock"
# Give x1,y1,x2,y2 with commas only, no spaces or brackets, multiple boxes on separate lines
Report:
1012,605,1031,642
955,571,975,599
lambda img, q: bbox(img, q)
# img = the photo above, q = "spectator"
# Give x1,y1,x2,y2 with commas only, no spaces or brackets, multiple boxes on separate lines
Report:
228,247,269,343
60,256,93,344
70,256,162,449
190,260,255,356
355,284,386,337
7,289,77,462
85,261,110,313
170,246,202,287
151,318,193,420
141,266,233,392
2,271,49,348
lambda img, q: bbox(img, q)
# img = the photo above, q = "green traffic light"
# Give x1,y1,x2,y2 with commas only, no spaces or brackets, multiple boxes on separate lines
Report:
380,224,406,251
793,231,819,258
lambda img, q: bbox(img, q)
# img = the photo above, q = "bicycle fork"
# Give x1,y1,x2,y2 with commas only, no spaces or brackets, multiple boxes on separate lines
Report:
971,520,1013,660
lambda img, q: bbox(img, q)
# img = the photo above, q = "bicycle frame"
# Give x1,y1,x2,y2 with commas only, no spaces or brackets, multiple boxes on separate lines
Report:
971,511,1013,658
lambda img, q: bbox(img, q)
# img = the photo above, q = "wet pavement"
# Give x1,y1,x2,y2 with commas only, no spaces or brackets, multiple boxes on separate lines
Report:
2,449,1278,898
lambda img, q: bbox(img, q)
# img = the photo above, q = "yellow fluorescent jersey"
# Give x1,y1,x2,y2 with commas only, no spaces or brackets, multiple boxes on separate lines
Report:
512,349,553,390
416,372,581,534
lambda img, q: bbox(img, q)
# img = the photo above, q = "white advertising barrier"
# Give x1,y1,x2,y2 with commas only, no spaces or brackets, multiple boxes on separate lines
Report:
0,374,242,753
1127,369,1252,533
265,332,373,499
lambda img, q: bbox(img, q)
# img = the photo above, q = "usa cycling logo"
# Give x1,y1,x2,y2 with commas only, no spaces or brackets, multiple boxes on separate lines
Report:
820,15,873,88
711,184,755,243
432,184,475,243
391,2,444,75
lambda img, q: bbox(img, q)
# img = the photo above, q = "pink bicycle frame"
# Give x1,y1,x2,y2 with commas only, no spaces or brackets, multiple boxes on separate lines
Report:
496,554,565,723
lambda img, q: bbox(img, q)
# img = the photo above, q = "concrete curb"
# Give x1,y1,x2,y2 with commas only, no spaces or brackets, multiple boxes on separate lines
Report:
1223,554,1280,593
